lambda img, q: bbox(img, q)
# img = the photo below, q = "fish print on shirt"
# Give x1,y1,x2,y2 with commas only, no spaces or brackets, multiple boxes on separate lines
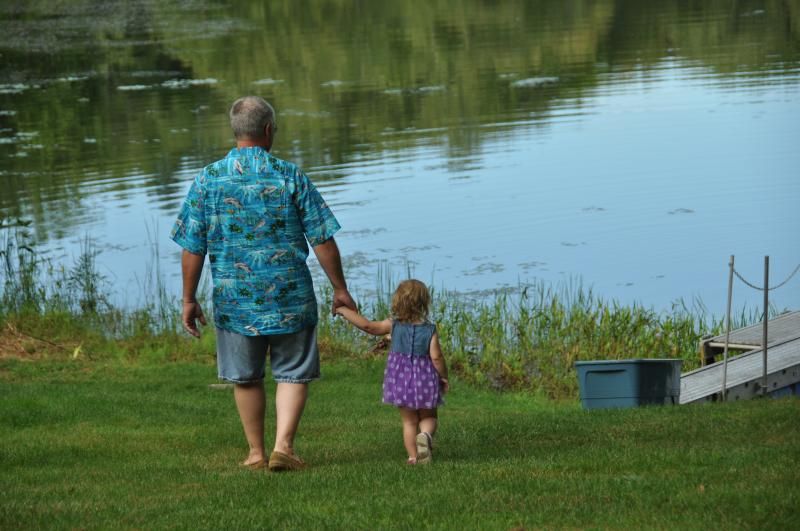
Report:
170,146,340,336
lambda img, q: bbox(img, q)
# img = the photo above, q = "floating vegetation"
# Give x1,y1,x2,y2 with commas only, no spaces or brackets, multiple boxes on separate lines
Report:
0,131,39,145
382,85,447,96
161,78,218,89
129,70,185,78
340,228,388,238
462,262,505,276
0,84,34,95
280,109,332,118
400,244,439,253
417,85,446,93
518,260,547,271
117,84,151,91
57,75,91,82
252,78,284,85
510,76,559,88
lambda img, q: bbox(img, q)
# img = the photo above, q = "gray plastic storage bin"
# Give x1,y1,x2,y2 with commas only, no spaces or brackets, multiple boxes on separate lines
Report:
575,359,682,409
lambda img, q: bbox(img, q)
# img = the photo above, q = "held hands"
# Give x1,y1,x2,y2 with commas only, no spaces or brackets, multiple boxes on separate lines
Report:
333,304,355,323
182,301,207,337
331,288,357,316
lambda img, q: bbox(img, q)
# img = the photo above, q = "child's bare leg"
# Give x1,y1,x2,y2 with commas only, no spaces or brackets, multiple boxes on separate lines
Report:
399,407,420,459
419,408,438,437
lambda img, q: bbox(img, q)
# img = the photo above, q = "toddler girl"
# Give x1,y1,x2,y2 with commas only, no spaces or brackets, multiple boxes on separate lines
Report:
335,279,449,465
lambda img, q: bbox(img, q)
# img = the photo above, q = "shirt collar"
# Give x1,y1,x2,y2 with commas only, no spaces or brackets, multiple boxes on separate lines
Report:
227,146,270,158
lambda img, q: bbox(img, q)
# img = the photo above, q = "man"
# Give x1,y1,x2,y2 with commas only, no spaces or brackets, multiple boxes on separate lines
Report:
170,96,355,472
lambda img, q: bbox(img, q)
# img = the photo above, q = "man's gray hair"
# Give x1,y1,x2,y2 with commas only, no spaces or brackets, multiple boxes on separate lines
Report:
229,96,276,139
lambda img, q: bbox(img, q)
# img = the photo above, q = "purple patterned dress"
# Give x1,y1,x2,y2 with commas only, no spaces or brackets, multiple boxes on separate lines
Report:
383,321,443,409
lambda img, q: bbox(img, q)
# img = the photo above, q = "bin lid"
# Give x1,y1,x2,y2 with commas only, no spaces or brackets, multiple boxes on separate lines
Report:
574,359,683,366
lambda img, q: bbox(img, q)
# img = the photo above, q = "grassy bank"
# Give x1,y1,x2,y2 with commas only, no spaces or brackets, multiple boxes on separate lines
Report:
319,277,766,398
0,221,216,363
0,223,771,398
1,358,798,529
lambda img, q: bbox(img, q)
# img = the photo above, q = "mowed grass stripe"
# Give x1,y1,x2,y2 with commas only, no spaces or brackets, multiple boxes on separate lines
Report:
1,359,797,529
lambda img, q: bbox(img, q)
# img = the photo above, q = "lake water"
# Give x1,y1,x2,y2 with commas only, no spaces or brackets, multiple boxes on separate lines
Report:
1,0,799,314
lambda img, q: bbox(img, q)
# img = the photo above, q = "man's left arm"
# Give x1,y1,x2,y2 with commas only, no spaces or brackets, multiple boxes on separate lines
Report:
293,168,356,315
312,237,356,315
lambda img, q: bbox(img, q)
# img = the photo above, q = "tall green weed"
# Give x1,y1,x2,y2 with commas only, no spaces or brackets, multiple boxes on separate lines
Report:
317,267,771,398
0,222,773,398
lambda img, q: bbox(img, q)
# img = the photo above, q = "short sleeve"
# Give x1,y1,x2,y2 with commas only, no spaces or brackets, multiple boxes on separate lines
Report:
292,169,341,246
170,171,208,255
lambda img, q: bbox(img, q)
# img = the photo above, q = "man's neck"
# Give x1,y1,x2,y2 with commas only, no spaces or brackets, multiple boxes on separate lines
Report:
236,139,270,150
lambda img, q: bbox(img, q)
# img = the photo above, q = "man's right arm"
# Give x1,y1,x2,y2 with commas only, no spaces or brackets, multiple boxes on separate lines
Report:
170,169,209,337
181,249,207,337
312,237,356,314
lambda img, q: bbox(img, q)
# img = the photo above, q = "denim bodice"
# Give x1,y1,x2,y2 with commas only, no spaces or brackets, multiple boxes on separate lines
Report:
390,321,436,357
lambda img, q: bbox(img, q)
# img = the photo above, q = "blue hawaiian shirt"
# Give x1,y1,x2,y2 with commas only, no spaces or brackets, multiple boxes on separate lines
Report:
170,146,340,336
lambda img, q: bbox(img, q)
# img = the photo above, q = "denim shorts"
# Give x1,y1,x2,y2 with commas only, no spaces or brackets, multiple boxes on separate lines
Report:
215,326,320,384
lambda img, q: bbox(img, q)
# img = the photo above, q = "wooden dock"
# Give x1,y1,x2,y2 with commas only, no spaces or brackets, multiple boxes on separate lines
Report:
681,311,800,404
699,310,800,365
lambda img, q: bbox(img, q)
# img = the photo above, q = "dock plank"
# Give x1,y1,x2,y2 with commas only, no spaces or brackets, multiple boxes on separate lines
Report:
681,336,800,403
705,310,800,348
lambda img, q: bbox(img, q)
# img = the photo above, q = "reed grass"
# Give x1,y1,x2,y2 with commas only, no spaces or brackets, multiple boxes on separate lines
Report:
0,220,777,398
317,267,773,398
0,219,214,363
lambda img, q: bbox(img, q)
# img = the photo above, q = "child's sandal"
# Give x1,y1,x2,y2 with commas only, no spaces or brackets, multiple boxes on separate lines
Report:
415,432,432,464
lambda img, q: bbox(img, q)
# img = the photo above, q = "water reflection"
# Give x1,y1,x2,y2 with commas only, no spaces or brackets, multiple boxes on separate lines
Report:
0,0,798,310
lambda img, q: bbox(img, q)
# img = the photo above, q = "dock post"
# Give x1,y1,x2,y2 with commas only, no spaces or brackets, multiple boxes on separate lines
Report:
762,256,769,395
721,255,734,401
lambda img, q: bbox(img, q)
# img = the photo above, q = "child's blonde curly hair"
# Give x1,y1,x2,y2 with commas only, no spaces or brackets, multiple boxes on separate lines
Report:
391,279,430,323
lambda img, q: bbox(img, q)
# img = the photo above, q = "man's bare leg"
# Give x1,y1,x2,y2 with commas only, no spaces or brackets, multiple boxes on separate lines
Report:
273,382,308,457
234,382,266,465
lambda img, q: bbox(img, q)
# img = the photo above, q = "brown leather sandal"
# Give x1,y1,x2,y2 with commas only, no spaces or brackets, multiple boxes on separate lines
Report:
241,459,268,470
268,451,307,472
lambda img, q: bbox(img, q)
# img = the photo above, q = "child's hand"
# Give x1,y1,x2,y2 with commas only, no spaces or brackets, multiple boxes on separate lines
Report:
439,377,449,394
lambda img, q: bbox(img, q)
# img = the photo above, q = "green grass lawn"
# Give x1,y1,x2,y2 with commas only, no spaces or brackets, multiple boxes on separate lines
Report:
1,357,798,530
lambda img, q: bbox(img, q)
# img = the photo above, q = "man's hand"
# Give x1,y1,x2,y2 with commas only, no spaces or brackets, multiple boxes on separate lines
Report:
332,288,356,316
180,250,206,337
182,301,207,337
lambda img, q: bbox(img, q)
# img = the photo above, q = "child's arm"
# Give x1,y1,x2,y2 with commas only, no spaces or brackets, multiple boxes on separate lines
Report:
335,306,392,336
429,332,449,393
